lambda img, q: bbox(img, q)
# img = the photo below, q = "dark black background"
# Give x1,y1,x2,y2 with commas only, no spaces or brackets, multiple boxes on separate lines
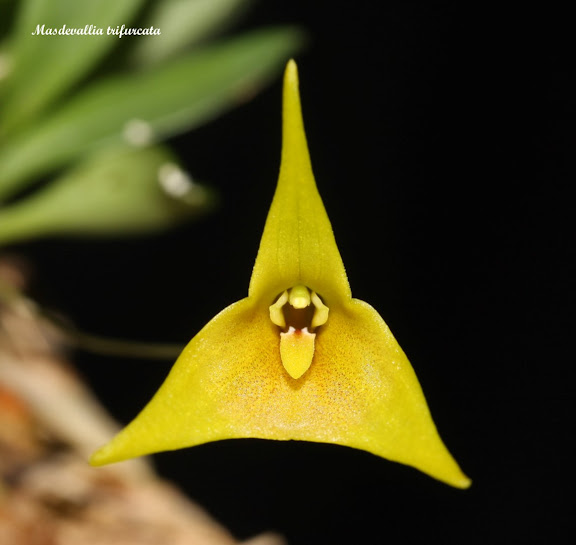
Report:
16,1,572,544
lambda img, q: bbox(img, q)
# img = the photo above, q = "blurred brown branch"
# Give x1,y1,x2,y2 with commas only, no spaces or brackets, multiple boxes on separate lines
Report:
0,256,285,545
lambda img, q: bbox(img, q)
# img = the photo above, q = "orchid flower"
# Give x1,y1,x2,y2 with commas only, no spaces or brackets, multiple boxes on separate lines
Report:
91,60,471,489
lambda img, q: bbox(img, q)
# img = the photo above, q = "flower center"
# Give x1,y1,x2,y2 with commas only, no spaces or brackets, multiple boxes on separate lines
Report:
269,285,329,379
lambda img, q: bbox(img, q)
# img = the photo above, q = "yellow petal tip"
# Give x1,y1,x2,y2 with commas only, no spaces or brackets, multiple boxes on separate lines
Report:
284,58,298,85
456,475,473,489
89,445,111,467
443,469,472,489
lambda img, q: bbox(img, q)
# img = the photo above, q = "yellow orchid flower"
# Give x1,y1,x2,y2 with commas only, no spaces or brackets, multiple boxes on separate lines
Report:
91,60,471,489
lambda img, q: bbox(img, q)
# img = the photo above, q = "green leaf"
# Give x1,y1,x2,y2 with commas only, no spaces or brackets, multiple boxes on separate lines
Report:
0,0,145,134
128,0,254,67
0,44,10,97
0,145,215,247
0,26,304,201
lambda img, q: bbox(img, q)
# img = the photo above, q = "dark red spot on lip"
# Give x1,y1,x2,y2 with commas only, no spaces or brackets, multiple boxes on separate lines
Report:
282,304,314,331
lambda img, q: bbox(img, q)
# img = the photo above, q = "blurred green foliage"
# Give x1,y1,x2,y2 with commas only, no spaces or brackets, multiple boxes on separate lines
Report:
0,0,304,245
